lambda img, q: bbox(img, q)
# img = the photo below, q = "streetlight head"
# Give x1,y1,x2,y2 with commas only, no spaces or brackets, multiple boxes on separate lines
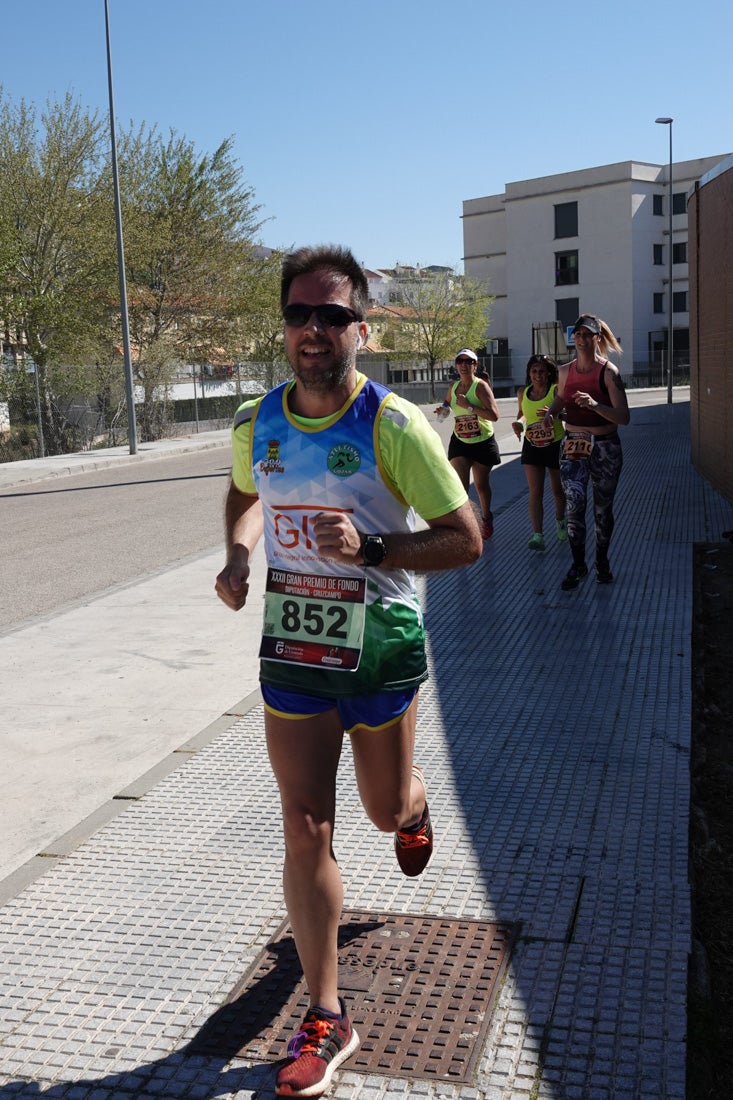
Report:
655,117,673,124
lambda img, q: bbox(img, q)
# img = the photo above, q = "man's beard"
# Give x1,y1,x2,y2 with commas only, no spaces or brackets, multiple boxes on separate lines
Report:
290,348,353,393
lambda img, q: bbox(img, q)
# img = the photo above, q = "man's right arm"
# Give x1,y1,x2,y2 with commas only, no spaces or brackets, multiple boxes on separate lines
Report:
214,482,263,611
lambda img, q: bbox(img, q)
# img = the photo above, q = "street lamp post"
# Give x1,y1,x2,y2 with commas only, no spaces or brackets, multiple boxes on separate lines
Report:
655,117,674,404
105,0,138,453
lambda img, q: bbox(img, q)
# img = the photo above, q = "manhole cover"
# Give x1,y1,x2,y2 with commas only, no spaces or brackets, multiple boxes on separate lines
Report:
190,909,518,1083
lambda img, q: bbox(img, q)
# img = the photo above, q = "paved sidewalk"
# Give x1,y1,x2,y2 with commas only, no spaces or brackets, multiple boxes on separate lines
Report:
1,398,732,1098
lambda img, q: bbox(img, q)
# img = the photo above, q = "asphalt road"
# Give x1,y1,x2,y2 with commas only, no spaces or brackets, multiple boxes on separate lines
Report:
0,448,233,633
0,389,674,635
0,400,491,634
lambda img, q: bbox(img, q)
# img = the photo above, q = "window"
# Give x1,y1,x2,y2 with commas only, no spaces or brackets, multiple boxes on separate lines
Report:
653,194,664,216
556,298,579,330
555,250,578,286
554,202,578,239
673,241,687,264
673,291,688,313
653,244,664,265
672,192,686,215
653,293,664,314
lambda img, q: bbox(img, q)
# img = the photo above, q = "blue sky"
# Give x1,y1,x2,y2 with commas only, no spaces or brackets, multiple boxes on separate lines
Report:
2,0,730,272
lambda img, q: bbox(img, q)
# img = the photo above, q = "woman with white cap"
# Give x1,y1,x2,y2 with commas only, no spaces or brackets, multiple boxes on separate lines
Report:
542,313,630,589
435,349,500,540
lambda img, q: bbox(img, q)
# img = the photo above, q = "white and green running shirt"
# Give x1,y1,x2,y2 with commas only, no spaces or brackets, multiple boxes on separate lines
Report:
231,373,467,697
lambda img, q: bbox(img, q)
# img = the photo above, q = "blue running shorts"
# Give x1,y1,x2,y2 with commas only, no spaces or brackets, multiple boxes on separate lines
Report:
261,684,418,735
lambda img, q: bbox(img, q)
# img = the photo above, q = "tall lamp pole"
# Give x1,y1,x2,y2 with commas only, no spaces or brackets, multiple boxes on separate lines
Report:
104,0,138,453
655,117,674,404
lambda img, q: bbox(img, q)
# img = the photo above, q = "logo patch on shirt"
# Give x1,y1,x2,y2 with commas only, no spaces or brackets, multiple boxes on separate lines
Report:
327,443,361,477
259,438,284,476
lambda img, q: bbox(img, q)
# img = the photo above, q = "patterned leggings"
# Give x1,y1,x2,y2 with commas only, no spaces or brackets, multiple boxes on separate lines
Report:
560,433,623,565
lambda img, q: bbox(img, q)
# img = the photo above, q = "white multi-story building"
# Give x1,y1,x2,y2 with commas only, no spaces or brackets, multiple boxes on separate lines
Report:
365,264,455,306
462,155,727,383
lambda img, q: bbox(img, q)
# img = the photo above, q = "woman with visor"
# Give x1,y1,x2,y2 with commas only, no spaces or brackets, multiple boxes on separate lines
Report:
542,314,630,590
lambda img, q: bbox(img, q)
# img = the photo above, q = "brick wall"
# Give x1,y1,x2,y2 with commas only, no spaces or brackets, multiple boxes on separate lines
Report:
689,160,733,504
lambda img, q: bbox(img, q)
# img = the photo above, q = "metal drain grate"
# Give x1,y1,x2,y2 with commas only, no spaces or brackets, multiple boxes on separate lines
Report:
190,909,518,1083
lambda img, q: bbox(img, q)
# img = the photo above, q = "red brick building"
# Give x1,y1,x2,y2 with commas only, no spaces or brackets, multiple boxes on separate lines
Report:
689,154,733,504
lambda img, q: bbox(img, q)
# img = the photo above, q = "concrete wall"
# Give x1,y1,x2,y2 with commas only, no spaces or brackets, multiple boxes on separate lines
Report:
689,155,733,505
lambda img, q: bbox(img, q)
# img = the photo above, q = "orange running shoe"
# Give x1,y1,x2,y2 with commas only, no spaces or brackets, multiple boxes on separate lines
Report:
394,765,433,877
275,999,359,1097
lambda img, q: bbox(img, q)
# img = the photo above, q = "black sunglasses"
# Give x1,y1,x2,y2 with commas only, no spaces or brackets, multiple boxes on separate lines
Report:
455,356,475,365
283,303,361,328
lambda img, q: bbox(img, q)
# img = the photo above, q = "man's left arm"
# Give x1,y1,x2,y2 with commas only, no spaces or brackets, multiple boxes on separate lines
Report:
312,400,482,569
312,500,481,571
372,502,482,570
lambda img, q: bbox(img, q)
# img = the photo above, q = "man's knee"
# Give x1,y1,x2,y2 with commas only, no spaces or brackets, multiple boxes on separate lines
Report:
366,804,403,834
281,804,334,856
362,781,423,833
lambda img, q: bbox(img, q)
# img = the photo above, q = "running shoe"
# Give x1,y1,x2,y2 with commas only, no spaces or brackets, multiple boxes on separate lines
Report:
528,532,545,551
596,560,614,584
395,765,433,877
275,999,360,1097
481,513,494,540
556,519,568,542
560,563,588,590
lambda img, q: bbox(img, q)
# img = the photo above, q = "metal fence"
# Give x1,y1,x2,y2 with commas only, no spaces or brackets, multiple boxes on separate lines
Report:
0,361,291,464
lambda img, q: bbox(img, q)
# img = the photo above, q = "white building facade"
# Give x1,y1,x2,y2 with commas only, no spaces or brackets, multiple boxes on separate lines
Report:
462,155,727,383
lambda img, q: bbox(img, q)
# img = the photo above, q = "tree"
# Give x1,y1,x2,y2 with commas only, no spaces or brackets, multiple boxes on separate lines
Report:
117,128,266,439
0,91,272,450
381,269,494,400
232,247,290,391
0,90,118,453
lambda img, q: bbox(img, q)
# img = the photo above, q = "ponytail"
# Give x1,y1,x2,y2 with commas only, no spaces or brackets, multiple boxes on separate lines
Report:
597,319,622,358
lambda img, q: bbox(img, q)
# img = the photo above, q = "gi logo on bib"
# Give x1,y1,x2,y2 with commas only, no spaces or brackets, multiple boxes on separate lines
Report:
327,443,361,477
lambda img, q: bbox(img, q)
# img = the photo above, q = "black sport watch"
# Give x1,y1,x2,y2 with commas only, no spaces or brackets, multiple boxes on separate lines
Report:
361,534,387,567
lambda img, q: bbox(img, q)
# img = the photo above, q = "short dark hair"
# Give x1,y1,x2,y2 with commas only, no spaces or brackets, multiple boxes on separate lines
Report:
524,354,558,387
281,245,368,319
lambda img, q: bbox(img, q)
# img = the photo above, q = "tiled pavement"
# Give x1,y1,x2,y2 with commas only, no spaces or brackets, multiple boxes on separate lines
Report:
1,398,732,1099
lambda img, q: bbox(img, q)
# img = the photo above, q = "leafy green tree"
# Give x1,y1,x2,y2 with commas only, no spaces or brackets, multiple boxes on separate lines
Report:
381,270,494,399
118,128,265,438
232,247,290,392
0,90,117,452
0,91,272,450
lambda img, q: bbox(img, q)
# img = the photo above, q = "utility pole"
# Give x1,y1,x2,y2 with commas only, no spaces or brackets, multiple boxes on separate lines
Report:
105,0,138,451
655,117,674,404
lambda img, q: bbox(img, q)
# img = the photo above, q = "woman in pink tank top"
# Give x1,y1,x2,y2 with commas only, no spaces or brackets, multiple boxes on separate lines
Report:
542,313,630,590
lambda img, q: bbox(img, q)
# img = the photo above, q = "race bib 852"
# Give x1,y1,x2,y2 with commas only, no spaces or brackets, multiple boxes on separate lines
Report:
260,568,366,671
